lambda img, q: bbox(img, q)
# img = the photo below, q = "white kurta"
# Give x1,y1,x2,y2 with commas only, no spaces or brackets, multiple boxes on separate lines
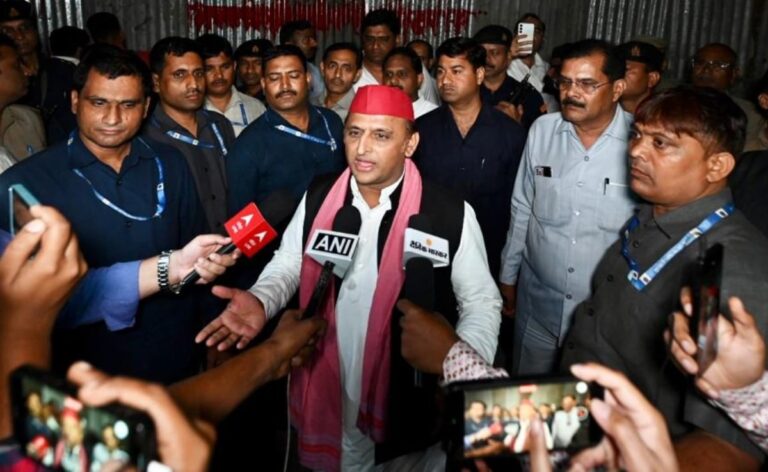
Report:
251,173,501,470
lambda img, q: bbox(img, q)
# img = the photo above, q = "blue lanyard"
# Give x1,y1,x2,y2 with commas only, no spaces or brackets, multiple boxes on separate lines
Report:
238,103,248,127
269,108,337,151
155,118,228,156
68,133,167,221
621,203,734,291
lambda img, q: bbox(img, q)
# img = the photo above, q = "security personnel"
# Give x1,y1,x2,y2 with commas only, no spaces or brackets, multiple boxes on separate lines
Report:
142,37,235,233
474,24,545,128
226,45,345,211
0,45,211,384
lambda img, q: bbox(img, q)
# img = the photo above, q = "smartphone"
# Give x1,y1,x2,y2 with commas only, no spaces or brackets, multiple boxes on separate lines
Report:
444,375,603,465
517,22,535,55
9,183,39,236
689,243,725,373
11,365,158,472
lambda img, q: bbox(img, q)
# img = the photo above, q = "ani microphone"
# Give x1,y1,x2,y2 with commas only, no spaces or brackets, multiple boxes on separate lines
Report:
302,205,362,319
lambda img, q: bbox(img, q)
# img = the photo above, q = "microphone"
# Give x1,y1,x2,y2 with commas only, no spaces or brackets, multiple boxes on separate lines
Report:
179,191,297,288
301,205,362,319
403,214,440,387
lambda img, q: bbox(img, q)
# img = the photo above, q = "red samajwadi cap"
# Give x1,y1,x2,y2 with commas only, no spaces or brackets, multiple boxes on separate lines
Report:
349,85,414,122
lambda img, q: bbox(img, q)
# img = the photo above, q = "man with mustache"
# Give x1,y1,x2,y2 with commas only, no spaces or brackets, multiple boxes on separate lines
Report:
473,24,545,129
198,34,265,137
226,45,345,210
690,43,764,151
311,42,362,121
142,37,236,233
499,39,636,375
383,46,438,118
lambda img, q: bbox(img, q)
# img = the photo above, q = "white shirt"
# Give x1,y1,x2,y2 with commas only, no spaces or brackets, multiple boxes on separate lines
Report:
204,86,266,137
507,53,549,93
413,97,438,118
352,65,381,92
419,71,440,105
551,409,580,448
251,173,501,470
0,146,16,174
353,64,441,107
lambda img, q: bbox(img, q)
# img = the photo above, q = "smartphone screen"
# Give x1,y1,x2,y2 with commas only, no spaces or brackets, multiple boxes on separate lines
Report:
9,184,39,236
11,366,156,472
445,375,603,463
690,243,724,373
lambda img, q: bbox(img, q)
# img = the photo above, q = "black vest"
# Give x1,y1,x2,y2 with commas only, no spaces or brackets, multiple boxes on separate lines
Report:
303,173,465,463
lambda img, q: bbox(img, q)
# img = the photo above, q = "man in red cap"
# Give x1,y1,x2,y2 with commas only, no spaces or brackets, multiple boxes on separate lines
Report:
197,85,501,470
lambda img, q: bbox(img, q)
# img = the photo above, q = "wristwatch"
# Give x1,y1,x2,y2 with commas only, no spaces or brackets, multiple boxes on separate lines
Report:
157,250,181,294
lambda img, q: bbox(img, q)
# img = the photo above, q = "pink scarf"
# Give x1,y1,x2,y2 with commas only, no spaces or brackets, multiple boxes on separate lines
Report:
290,159,422,471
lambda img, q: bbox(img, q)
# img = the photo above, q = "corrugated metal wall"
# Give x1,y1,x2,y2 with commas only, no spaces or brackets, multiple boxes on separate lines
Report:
29,0,768,81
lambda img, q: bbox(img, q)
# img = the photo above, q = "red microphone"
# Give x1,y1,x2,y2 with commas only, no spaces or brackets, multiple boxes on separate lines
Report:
222,202,279,257
179,192,296,288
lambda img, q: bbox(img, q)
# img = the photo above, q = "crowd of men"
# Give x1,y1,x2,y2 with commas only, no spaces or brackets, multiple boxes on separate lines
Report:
0,0,768,470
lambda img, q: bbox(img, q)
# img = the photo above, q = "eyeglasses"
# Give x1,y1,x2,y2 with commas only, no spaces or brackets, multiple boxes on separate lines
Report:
691,59,734,71
553,77,611,93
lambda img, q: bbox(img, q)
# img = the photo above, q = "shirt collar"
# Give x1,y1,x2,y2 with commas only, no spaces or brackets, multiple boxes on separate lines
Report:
638,188,734,236
205,86,244,113
151,105,213,136
67,132,153,171
264,105,322,132
350,169,405,209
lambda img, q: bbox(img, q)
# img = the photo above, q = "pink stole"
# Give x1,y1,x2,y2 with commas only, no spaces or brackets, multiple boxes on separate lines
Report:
290,159,422,471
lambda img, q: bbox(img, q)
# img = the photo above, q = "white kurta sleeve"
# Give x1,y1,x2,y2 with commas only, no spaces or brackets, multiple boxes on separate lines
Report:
249,193,306,319
452,202,502,364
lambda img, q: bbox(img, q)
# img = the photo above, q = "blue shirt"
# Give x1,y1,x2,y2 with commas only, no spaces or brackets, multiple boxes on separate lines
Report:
0,133,208,383
226,105,346,213
414,103,527,279
500,106,637,339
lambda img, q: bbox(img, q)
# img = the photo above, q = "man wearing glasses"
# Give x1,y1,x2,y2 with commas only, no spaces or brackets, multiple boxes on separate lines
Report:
499,39,637,375
690,43,764,150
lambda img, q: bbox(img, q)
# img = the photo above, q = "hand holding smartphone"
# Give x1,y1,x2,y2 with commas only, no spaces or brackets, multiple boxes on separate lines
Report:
689,244,725,374
9,183,39,236
444,375,603,465
11,365,157,472
516,22,535,55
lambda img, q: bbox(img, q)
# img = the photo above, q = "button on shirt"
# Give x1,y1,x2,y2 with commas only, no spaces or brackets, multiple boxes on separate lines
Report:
561,190,768,459
143,107,235,232
226,106,346,211
0,134,207,383
204,86,266,137
500,106,637,339
415,103,527,280
250,175,501,471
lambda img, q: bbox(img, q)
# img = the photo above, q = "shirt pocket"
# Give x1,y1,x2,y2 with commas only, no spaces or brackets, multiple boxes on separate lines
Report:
597,180,635,234
532,175,568,223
